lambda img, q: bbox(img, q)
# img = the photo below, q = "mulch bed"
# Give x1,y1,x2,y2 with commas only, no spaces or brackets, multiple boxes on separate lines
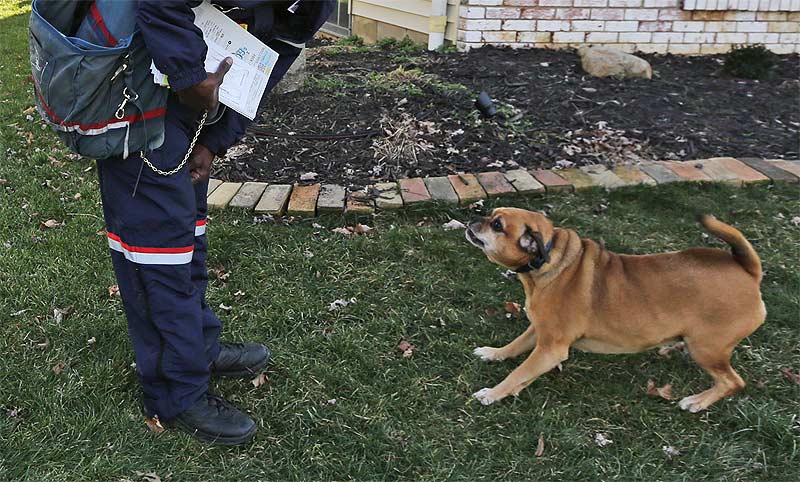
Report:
214,42,799,188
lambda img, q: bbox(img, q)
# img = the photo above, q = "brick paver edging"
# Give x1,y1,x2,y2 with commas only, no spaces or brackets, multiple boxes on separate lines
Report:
206,157,799,215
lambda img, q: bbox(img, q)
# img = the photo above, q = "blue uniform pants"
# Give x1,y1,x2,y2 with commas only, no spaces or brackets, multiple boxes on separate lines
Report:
97,99,222,420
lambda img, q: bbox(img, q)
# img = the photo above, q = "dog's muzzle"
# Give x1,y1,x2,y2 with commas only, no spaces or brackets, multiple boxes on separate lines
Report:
465,228,485,248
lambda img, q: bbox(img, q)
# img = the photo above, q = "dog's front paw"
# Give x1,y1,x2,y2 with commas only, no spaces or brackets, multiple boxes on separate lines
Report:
473,346,504,362
473,387,501,405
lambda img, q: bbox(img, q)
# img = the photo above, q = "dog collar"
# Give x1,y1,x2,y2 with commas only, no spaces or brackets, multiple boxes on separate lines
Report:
514,240,553,273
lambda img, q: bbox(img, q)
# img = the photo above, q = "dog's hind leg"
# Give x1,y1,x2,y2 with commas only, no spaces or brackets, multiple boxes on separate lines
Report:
473,324,537,362
473,343,569,405
679,340,745,413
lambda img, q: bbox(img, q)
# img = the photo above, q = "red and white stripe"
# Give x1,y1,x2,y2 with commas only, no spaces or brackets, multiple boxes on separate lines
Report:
107,232,193,265
33,84,166,136
195,219,207,236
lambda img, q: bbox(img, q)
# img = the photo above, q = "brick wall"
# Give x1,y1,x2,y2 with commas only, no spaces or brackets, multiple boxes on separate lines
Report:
457,0,800,54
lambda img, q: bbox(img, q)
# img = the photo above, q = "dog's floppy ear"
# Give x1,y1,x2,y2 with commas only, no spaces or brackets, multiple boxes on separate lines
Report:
519,227,550,263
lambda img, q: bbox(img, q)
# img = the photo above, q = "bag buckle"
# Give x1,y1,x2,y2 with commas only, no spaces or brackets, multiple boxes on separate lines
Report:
115,87,139,120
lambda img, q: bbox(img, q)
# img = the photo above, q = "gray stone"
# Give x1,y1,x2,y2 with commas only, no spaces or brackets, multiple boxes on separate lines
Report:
424,176,458,204
207,182,242,209
580,165,626,189
578,46,652,80
229,182,268,209
254,184,292,215
639,163,681,183
504,169,544,193
317,184,346,212
375,183,403,209
738,157,799,183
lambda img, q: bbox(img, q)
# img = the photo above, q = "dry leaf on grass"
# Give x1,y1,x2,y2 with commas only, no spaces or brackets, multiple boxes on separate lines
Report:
135,471,163,482
40,219,61,230
505,302,522,316
328,297,356,311
594,433,613,447
52,361,66,375
251,373,268,388
780,368,800,384
646,379,675,400
398,340,415,358
484,307,498,318
442,219,466,231
108,285,120,297
53,306,73,324
144,416,165,434
657,341,686,358
535,435,545,457
353,223,373,235
662,445,681,458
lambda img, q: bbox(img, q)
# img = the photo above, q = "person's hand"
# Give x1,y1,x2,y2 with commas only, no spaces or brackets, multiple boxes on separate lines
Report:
176,57,233,112
189,144,215,184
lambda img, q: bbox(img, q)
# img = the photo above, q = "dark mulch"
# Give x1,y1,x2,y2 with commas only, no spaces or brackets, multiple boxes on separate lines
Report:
214,43,799,187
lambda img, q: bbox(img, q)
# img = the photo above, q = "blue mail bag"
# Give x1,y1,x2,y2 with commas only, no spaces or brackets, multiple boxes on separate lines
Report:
29,0,167,159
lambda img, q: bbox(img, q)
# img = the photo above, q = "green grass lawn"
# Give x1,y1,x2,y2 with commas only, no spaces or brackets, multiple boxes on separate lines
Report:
1,3,799,481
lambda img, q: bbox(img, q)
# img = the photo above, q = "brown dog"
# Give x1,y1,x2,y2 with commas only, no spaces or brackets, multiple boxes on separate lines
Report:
466,208,765,412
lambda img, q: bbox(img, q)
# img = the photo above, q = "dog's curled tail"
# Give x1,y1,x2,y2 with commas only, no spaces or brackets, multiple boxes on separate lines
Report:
697,214,762,283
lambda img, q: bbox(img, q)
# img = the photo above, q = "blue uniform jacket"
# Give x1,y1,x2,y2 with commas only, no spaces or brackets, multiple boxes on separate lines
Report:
137,0,334,156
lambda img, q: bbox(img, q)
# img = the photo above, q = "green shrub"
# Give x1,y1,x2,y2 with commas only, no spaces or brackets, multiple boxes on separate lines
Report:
337,35,364,47
722,44,775,80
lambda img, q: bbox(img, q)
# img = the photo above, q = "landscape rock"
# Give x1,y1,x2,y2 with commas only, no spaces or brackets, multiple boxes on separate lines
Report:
578,46,652,80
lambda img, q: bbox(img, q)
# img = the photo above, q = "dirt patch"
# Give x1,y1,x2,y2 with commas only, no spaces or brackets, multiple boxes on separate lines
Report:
213,42,799,188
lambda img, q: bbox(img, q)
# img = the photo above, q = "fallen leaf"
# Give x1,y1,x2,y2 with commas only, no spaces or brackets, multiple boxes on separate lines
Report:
501,270,517,280
303,248,314,258
6,407,22,419
52,361,67,375
327,398,337,405
505,302,522,316
135,471,162,482
442,219,466,231
218,303,232,311
210,264,229,281
234,290,246,297
53,306,73,324
657,341,686,358
791,216,800,226
780,368,800,384
646,379,675,400
0,179,7,186
87,337,96,345
484,307,498,317
469,200,485,210
251,373,268,388
144,416,165,434
73,192,82,201
662,445,681,458
329,297,356,311
40,219,61,230
353,223,373,235
594,433,613,447
535,434,545,457
23,105,36,115
96,229,107,237
108,285,120,297
398,340,415,358
332,227,352,236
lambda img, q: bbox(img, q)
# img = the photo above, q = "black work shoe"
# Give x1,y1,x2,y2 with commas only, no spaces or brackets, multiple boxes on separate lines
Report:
211,342,270,378
169,393,256,445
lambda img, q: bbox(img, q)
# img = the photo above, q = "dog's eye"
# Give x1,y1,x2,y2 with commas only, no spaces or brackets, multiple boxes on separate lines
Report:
490,218,503,232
